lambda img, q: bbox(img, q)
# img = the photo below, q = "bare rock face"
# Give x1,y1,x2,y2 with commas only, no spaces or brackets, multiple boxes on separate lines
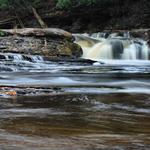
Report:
0,28,82,58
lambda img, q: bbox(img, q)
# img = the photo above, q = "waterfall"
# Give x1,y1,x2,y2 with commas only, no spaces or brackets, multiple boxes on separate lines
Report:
0,53,44,62
74,33,150,61
85,42,113,60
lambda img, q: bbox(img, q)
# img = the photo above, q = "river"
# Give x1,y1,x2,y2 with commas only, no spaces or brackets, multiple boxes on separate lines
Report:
0,33,150,150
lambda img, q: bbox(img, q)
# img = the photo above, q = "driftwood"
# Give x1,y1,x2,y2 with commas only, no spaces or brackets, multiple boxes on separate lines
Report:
32,7,47,28
1,28,73,39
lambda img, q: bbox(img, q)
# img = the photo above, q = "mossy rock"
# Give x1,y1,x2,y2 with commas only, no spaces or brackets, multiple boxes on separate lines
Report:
0,30,8,37
57,40,82,57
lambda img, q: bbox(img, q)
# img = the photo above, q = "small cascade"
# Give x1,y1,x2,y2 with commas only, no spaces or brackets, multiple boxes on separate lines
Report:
74,32,150,61
31,55,44,62
0,53,44,62
0,53,47,72
11,54,23,61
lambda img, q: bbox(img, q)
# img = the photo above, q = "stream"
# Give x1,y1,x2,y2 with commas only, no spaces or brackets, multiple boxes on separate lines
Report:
0,52,150,150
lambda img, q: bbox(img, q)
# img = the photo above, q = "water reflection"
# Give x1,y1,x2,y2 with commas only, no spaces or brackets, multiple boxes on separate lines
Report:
0,93,150,149
0,55,150,149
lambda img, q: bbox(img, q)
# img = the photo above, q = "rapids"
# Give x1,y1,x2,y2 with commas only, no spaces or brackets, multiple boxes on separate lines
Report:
74,33,150,61
0,35,150,149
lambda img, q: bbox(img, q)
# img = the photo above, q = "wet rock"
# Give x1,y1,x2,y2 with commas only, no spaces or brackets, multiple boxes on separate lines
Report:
0,28,83,58
0,54,6,60
22,55,33,62
110,40,124,59
0,85,64,97
104,29,150,47
0,66,14,71
130,29,150,46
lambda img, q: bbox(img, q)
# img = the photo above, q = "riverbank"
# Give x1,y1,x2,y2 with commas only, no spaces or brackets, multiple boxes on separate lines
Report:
0,0,149,33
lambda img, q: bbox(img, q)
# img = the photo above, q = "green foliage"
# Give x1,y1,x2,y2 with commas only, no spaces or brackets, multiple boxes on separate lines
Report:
78,0,97,5
0,0,40,9
0,0,9,9
56,0,98,9
56,0,71,9
0,30,7,36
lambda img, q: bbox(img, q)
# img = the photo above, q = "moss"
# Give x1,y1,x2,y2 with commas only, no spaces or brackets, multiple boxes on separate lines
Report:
0,30,8,37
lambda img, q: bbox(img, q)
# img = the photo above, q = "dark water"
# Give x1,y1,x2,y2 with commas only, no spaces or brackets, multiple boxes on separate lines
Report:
0,54,150,150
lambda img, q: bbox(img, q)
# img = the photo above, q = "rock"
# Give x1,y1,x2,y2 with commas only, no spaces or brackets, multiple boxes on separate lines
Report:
0,28,83,58
104,29,150,47
0,54,6,59
130,29,150,46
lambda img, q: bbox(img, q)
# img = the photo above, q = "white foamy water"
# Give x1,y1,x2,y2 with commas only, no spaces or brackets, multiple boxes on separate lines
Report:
0,50,150,150
74,33,150,61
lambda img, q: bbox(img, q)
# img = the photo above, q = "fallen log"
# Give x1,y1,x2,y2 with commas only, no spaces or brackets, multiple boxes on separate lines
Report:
1,28,73,39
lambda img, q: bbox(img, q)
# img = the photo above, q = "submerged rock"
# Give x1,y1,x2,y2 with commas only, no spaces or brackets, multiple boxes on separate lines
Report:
0,85,63,97
0,28,82,58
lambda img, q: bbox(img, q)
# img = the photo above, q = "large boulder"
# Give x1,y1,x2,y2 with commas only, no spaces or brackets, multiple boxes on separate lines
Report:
0,28,82,58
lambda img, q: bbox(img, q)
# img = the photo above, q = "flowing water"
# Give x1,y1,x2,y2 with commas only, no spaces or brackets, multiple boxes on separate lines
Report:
0,33,150,150
74,33,150,60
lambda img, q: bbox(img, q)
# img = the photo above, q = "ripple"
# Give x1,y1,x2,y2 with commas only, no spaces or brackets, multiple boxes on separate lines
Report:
112,104,150,114
0,108,69,118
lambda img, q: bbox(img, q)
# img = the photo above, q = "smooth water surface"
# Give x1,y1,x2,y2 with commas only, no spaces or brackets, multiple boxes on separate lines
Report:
0,54,150,150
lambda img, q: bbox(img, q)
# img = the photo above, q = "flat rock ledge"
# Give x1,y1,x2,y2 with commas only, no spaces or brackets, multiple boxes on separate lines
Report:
0,28,82,58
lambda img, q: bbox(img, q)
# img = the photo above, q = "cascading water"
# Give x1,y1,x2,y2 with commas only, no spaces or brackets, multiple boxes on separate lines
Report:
0,53,44,62
0,53,45,72
74,33,150,61
0,33,150,150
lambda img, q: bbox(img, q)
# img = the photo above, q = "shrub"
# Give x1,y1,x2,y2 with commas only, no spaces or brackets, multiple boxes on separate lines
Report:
56,0,97,9
56,0,71,9
0,0,40,9
0,0,9,9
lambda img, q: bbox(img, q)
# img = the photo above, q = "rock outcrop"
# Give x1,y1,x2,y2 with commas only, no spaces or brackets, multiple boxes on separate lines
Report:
103,29,150,46
0,28,82,58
